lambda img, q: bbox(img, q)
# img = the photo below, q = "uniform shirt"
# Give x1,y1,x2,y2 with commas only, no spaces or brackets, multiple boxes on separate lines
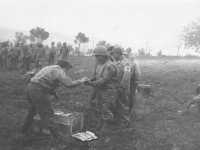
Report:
49,45,56,57
93,59,118,89
129,56,140,86
31,65,81,91
22,48,32,59
11,47,21,58
114,56,131,89
60,46,69,59
0,47,8,55
34,47,46,59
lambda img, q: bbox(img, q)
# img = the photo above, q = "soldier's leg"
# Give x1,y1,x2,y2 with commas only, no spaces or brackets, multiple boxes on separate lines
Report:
129,84,137,114
117,87,130,125
95,89,117,135
52,57,54,65
21,85,37,134
48,57,51,65
101,89,117,121
25,59,30,71
28,83,58,134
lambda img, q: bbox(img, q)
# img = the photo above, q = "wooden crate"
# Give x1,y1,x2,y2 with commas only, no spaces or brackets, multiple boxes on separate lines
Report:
34,109,84,136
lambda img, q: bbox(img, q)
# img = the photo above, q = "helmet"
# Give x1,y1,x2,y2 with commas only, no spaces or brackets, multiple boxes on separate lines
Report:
63,42,67,45
93,45,107,56
51,42,55,45
37,43,43,48
107,46,114,52
110,47,123,55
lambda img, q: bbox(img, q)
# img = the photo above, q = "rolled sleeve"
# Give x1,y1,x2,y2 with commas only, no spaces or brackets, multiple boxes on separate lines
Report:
57,69,81,88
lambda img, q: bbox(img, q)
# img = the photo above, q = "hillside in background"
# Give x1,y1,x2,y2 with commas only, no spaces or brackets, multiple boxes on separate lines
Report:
0,27,99,52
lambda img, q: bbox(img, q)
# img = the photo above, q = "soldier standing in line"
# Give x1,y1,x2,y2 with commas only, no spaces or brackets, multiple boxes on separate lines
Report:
33,43,47,69
126,54,140,115
48,42,56,65
85,45,118,135
88,46,115,109
9,43,21,70
0,41,9,69
59,42,69,62
110,47,131,128
21,45,32,71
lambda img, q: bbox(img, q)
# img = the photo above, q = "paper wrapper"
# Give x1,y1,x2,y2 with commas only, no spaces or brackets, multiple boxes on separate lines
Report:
72,131,97,141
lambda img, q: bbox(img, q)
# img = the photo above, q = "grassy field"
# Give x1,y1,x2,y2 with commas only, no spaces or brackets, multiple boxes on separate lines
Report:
1,56,200,150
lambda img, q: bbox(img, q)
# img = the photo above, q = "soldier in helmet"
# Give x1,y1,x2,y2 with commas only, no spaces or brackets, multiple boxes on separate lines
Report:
9,42,21,70
85,45,118,135
125,54,140,114
0,41,9,69
20,60,89,139
59,42,69,61
33,43,47,69
110,47,131,128
21,45,32,71
48,42,56,65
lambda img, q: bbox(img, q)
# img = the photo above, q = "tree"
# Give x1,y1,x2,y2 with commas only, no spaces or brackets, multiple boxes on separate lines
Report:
74,47,81,56
138,48,145,56
181,18,200,51
96,40,106,46
29,27,49,43
68,44,74,55
86,49,93,56
157,50,162,56
14,32,28,44
126,47,132,55
74,32,89,53
175,35,183,56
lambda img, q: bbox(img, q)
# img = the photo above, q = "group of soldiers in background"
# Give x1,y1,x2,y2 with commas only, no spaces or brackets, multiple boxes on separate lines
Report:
0,41,69,72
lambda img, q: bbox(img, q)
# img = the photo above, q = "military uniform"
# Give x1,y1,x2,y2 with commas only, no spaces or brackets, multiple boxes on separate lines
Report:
0,47,8,68
48,45,56,65
114,56,131,125
129,55,140,114
34,47,46,69
21,46,32,71
93,59,118,121
59,45,69,61
21,65,82,135
9,46,21,70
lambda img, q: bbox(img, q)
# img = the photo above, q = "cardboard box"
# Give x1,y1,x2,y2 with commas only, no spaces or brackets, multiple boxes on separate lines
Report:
34,109,84,136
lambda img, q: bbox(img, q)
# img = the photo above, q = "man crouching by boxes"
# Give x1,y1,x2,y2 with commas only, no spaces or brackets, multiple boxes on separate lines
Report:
20,60,89,139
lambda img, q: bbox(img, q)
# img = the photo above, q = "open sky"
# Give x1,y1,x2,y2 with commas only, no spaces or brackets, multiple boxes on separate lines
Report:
0,0,200,55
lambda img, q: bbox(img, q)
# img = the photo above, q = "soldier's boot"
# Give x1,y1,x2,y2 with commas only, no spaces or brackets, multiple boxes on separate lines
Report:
90,113,103,132
94,120,111,136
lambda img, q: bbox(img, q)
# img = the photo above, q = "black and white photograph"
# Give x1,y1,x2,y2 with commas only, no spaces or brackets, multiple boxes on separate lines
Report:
0,0,200,149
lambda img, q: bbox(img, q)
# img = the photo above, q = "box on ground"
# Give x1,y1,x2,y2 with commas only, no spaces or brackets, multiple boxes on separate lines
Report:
34,109,84,136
